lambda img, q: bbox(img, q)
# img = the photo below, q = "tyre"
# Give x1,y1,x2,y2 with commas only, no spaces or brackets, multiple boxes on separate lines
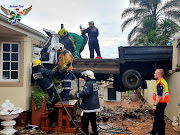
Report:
122,69,142,90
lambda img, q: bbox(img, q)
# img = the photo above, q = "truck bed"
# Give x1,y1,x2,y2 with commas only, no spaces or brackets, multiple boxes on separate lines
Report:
119,46,173,63
73,59,120,74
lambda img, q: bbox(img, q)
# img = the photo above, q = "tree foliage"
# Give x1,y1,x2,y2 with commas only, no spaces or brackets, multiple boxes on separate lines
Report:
121,0,180,46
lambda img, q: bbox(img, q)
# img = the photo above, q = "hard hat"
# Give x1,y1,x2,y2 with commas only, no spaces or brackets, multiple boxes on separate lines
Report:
81,70,95,79
58,28,68,36
54,43,64,51
33,59,41,67
82,28,85,30
88,21,94,25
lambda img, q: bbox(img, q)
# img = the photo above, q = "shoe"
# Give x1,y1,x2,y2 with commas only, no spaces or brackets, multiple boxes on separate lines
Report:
96,56,102,59
148,131,156,135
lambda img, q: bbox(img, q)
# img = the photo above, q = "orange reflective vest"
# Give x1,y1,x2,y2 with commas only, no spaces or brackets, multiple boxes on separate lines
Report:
153,77,170,103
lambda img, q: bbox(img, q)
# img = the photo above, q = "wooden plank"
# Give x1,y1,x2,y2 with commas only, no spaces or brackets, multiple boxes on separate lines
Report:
55,100,78,108
66,109,71,128
58,108,63,128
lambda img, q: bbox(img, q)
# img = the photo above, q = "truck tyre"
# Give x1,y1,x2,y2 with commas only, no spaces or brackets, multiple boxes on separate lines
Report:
122,69,142,90
113,77,127,92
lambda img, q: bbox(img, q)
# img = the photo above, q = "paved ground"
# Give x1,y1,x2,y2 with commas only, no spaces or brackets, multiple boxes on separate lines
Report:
15,99,179,135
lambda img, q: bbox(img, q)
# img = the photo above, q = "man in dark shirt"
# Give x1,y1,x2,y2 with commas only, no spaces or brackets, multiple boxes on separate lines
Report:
32,60,58,110
82,21,102,59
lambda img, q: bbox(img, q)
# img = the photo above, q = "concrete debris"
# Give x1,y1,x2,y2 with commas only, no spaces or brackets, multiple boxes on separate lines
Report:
97,105,153,122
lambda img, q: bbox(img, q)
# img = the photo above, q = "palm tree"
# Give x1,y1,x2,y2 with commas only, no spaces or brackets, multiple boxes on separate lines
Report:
121,0,180,46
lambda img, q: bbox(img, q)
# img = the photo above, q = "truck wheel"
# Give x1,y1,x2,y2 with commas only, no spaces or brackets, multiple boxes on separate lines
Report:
113,77,127,92
122,69,142,90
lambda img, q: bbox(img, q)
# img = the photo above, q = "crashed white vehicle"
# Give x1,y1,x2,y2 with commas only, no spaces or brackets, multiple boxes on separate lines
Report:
32,28,60,65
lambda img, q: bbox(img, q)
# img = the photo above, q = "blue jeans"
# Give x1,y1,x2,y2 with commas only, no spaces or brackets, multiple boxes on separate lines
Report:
89,40,101,58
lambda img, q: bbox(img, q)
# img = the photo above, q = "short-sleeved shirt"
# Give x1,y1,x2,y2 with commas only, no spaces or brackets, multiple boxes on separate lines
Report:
157,84,163,96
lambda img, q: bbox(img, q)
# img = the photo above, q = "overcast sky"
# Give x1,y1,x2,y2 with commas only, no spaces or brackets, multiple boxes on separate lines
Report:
0,0,133,58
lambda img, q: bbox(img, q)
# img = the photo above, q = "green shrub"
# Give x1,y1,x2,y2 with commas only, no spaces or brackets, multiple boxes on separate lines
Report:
32,90,48,110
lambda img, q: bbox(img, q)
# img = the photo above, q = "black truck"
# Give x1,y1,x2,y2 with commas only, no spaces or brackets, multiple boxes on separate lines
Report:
73,46,173,92
34,29,173,92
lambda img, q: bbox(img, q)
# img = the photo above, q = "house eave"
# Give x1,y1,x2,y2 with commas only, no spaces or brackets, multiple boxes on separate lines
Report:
0,13,47,42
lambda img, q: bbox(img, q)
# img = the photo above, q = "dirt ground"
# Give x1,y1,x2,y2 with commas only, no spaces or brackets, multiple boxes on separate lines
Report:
15,99,179,135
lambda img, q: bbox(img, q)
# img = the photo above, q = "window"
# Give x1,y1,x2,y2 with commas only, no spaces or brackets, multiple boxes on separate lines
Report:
1,43,20,81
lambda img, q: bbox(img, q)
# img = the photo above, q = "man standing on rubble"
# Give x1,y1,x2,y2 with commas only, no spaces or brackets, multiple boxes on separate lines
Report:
53,43,73,101
76,70,100,135
148,69,170,135
82,21,102,59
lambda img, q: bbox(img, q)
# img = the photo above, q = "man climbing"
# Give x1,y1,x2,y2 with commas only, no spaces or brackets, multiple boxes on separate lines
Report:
82,21,102,59
53,43,73,101
76,70,100,135
59,28,76,54
32,59,57,110
68,32,84,58
59,28,87,58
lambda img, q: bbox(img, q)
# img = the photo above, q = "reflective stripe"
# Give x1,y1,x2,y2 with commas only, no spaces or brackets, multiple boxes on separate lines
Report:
62,87,71,90
162,90,165,101
83,109,100,113
69,37,76,50
62,80,72,82
46,83,53,90
165,93,169,96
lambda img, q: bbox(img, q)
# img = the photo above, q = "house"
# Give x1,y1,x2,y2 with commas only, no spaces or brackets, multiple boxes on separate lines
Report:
144,32,180,121
0,13,46,123
103,82,121,102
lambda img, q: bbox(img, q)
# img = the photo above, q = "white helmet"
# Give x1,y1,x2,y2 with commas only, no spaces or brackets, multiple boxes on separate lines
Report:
81,70,95,79
54,43,64,51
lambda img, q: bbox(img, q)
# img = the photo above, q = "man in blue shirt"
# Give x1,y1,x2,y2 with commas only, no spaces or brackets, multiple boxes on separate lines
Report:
82,21,102,59
76,70,100,135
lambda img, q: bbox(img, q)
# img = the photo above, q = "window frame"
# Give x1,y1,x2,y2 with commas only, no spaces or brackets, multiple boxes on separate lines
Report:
1,42,20,82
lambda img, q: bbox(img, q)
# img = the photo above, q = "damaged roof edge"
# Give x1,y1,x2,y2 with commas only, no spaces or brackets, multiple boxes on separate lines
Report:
0,13,47,42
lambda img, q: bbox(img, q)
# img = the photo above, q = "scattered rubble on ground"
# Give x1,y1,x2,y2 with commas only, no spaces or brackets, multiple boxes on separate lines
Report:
12,99,179,135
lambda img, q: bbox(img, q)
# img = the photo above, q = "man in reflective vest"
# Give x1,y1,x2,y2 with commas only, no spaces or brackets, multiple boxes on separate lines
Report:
149,69,170,135
53,43,73,101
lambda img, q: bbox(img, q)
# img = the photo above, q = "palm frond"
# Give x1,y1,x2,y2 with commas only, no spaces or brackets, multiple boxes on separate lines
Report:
164,10,180,21
127,25,141,43
121,8,136,19
130,0,142,5
121,16,141,32
158,0,180,14
134,8,149,17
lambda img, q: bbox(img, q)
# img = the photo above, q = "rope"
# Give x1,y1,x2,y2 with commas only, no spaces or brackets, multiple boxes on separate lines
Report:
52,71,86,135
53,71,133,135
97,123,132,134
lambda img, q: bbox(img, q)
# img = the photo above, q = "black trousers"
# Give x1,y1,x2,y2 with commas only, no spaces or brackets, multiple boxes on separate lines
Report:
82,112,98,135
151,103,167,135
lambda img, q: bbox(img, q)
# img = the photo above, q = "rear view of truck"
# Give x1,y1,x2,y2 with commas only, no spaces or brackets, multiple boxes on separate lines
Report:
73,46,173,92
113,46,173,92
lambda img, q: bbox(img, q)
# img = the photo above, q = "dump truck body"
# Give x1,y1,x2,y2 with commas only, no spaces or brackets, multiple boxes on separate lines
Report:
73,46,173,91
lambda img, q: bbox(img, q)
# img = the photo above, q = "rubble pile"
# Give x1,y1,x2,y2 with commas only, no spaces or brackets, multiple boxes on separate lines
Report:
97,105,153,122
